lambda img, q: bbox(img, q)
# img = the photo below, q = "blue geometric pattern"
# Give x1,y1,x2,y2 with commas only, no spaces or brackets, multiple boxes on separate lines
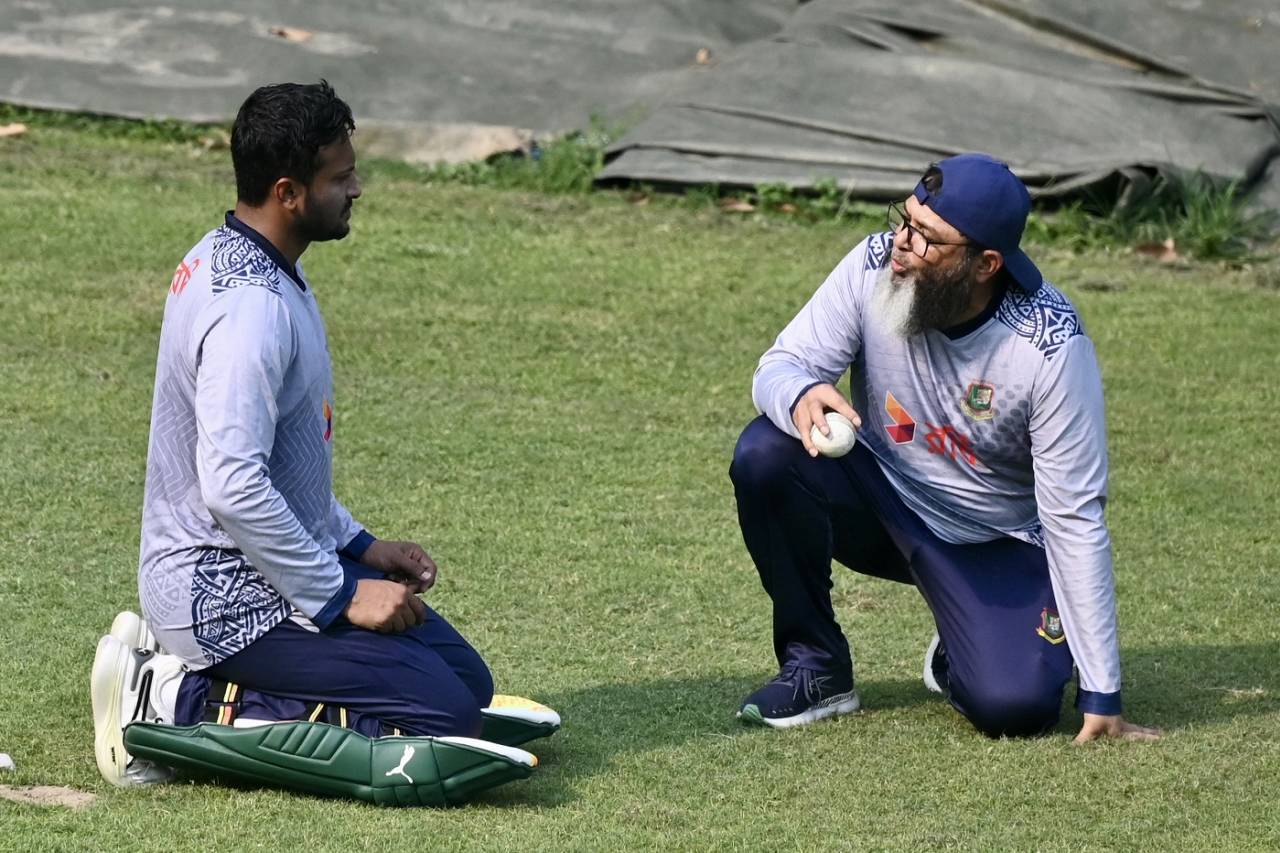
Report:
863,230,894,271
190,547,291,661
209,226,282,295
994,281,1082,360
1012,519,1046,549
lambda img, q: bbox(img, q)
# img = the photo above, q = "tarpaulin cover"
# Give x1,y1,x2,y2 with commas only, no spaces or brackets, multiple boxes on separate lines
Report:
600,0,1280,210
2,1,1277,208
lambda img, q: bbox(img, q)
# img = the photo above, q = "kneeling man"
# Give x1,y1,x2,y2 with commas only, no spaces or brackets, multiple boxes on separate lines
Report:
732,154,1158,741
92,81,556,799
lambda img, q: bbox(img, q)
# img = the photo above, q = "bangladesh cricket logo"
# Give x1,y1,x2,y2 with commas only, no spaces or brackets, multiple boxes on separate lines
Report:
961,381,996,421
1036,608,1065,644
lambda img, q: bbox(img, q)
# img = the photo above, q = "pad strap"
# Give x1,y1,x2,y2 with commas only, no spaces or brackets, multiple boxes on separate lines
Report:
201,679,240,725
200,681,350,731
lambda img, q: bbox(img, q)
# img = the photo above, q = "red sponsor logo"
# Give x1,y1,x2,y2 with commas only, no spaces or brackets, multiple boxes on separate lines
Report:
924,422,980,467
170,257,200,295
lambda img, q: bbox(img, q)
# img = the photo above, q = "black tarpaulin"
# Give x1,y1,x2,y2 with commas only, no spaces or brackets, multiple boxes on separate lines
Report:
2,0,1277,210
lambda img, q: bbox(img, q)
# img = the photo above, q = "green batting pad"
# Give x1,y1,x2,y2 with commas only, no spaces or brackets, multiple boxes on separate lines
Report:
480,695,562,747
480,713,559,747
124,722,535,806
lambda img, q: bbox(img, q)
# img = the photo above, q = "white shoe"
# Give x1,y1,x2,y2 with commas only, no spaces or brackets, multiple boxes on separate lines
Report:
91,635,183,787
109,611,161,653
922,632,946,695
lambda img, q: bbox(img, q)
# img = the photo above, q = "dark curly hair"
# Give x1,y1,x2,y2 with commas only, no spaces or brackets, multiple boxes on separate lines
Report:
230,80,355,205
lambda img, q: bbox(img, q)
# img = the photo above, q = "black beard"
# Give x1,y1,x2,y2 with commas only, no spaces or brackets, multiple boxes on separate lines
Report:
901,255,976,336
296,203,351,243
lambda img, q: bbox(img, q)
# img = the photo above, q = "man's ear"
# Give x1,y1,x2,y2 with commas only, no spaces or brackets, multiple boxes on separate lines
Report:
272,177,304,212
975,249,1005,285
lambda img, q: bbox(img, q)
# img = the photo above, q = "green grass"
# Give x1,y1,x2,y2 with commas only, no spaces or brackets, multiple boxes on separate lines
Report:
1,126,1279,851
1025,172,1277,262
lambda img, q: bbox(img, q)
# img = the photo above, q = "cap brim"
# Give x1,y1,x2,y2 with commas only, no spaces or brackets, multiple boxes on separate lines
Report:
1002,248,1042,293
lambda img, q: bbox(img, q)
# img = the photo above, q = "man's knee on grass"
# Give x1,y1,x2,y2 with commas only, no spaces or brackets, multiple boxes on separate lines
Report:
953,678,1064,738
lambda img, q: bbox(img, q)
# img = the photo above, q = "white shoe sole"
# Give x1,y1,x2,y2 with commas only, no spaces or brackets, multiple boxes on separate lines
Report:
738,690,861,729
923,632,944,695
109,611,159,653
91,635,132,787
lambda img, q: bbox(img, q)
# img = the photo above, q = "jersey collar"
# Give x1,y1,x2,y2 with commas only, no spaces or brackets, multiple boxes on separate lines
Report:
940,279,1007,340
224,211,307,292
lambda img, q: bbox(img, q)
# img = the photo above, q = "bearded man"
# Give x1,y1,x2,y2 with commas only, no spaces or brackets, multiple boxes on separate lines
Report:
731,154,1159,741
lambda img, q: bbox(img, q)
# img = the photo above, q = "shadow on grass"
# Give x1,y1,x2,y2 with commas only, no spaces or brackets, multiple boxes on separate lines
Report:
1032,642,1280,738
1120,643,1280,730
142,673,929,810
484,671,935,808
507,642,1280,806
161,643,1269,808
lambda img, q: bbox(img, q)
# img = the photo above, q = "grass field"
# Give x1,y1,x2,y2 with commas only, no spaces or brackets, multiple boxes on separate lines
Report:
1,127,1279,851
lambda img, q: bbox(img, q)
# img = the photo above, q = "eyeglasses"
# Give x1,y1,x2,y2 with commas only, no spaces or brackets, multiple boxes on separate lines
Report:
887,201,973,258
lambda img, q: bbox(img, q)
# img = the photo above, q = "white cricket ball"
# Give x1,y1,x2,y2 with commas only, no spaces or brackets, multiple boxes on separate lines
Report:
810,412,857,458
0,753,14,771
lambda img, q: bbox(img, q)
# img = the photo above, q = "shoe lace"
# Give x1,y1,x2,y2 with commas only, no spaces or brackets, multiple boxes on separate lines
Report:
802,671,833,703
773,665,831,703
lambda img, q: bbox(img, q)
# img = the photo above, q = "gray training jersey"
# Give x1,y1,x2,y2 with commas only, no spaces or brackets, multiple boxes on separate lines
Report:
753,232,1119,700
139,216,362,669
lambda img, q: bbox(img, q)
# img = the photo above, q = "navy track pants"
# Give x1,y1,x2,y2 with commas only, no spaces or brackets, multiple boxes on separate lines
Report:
730,415,1074,737
173,557,493,738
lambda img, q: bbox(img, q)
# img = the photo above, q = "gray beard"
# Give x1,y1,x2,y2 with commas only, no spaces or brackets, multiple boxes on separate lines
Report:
871,267,916,338
872,260,976,338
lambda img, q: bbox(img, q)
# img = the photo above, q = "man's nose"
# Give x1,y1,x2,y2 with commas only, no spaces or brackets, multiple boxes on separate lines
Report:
891,225,910,252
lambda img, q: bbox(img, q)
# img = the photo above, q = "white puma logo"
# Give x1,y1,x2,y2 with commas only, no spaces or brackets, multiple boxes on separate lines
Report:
385,744,415,784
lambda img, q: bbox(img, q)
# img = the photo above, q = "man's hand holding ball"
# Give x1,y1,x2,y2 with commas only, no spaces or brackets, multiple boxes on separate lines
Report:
793,383,862,458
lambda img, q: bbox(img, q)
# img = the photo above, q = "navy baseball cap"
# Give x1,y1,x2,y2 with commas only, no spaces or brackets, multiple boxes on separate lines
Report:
912,153,1041,293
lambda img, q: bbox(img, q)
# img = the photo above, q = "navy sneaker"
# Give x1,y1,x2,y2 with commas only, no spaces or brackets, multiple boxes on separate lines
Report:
922,632,949,695
737,664,860,729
